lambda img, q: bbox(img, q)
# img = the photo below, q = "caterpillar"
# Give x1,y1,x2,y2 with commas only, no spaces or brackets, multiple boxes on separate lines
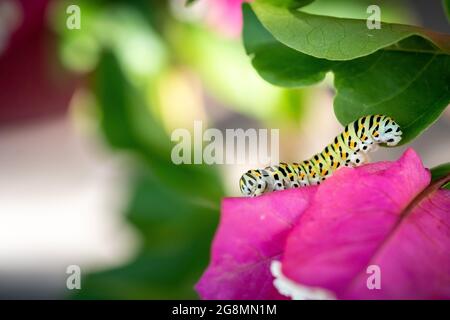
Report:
239,114,402,197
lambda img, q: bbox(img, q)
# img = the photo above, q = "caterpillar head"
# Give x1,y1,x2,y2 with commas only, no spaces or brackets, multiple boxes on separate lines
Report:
239,171,257,196
380,118,402,146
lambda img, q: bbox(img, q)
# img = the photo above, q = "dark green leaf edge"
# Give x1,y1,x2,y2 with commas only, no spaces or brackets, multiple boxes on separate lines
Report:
431,162,450,189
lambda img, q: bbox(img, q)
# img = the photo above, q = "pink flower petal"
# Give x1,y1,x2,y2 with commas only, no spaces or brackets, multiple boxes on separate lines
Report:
206,0,250,38
0,0,77,123
344,188,450,299
196,187,317,299
282,148,450,299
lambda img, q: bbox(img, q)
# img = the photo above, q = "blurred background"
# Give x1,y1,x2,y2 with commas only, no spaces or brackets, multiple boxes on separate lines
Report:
0,0,448,299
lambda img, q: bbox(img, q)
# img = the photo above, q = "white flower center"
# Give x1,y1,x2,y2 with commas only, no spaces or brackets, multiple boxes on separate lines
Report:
271,260,336,300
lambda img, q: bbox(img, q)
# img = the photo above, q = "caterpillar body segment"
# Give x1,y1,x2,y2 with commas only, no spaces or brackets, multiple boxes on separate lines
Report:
239,115,402,197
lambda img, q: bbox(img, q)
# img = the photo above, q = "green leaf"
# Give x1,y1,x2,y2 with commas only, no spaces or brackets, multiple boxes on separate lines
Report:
263,0,315,9
444,0,450,21
243,4,450,144
431,162,450,180
253,0,450,60
243,4,336,87
333,42,450,143
431,163,450,189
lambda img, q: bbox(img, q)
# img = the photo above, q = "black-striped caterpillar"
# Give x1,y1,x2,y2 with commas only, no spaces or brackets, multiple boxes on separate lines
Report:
239,114,402,197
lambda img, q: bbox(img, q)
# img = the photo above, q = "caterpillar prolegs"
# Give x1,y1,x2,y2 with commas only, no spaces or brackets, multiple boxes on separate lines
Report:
239,115,402,197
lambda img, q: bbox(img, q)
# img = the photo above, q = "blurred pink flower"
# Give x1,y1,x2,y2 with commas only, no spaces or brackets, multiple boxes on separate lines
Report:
0,0,77,124
206,0,250,37
196,149,450,299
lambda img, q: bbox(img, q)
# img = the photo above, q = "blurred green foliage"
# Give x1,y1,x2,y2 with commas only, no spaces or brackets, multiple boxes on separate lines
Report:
58,0,226,298
444,0,450,22
75,50,222,299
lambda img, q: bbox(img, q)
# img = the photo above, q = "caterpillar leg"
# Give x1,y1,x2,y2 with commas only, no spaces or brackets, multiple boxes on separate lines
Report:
286,176,300,189
302,160,321,185
381,125,402,146
349,151,367,166
278,163,301,189
312,153,334,183
368,142,378,152
338,146,365,167
359,151,371,164
272,177,286,191
291,162,310,186
252,178,268,197
360,140,377,153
